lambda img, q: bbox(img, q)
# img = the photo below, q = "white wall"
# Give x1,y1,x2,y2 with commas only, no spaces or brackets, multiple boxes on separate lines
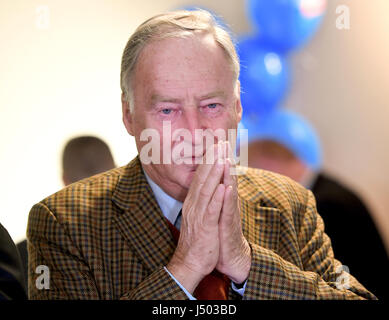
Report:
286,0,389,252
1,0,388,253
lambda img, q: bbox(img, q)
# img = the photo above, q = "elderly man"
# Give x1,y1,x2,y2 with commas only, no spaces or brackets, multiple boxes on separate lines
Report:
27,10,375,300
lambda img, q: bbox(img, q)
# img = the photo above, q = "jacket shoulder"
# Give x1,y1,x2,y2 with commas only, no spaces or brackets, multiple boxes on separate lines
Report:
237,166,311,213
37,165,126,223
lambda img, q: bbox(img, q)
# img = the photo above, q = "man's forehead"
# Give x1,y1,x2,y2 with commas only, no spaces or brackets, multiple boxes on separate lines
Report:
132,33,236,101
145,71,234,100
136,34,227,73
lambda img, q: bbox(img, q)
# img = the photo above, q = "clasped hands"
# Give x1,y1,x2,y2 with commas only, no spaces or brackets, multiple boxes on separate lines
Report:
167,141,251,294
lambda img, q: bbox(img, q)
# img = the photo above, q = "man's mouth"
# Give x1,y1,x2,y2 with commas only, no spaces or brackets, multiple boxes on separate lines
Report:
177,154,205,166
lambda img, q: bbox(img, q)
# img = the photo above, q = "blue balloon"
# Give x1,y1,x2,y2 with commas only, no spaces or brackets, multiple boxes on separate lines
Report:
238,36,290,117
247,0,327,52
240,109,322,170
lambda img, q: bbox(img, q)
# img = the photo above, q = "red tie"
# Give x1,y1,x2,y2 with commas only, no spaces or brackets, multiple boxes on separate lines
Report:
165,218,231,300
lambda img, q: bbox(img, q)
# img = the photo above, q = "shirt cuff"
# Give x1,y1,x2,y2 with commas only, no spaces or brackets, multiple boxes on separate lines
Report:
164,266,197,300
165,266,247,298
231,279,247,296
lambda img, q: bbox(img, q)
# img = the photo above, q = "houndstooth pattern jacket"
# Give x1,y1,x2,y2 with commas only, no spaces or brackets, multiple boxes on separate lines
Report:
27,156,376,300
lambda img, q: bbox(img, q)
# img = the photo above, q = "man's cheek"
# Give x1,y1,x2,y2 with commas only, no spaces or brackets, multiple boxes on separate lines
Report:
183,170,197,188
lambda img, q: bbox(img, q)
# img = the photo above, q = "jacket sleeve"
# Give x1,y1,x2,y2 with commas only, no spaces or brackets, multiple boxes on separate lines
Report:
120,267,189,300
27,202,100,299
243,190,377,300
27,202,188,300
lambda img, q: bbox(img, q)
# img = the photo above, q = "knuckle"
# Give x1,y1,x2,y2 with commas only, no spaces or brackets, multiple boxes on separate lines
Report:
199,188,210,198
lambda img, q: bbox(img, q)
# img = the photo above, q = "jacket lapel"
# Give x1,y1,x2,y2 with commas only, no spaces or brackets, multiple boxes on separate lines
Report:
238,182,281,253
111,157,176,273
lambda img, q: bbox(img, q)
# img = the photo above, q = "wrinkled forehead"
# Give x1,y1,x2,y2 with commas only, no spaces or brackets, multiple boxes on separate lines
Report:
133,34,237,97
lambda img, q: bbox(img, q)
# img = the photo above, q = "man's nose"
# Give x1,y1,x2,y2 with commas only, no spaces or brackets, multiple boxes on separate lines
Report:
181,107,205,139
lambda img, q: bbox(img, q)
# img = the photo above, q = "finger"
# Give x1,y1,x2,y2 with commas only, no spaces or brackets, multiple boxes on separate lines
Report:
217,140,228,165
187,142,224,200
191,142,222,187
225,140,236,165
195,160,225,214
222,140,237,180
220,185,239,226
223,158,237,188
205,184,225,226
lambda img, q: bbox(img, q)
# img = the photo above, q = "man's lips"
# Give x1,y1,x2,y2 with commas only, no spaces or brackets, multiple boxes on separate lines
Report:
184,156,203,166
175,155,204,165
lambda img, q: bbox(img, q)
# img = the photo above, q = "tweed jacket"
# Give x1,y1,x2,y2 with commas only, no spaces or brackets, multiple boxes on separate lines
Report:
27,156,376,300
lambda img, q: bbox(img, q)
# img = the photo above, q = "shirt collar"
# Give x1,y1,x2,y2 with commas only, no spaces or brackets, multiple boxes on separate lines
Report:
143,170,183,226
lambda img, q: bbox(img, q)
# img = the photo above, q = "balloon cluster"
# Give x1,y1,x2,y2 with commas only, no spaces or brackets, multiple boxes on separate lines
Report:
239,0,326,168
240,0,327,118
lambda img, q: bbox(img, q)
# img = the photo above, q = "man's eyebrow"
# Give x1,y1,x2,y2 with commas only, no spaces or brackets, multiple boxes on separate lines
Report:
150,91,227,105
151,94,181,104
198,91,227,100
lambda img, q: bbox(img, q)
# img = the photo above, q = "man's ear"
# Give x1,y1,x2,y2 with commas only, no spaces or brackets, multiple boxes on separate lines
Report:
122,93,134,136
235,81,243,122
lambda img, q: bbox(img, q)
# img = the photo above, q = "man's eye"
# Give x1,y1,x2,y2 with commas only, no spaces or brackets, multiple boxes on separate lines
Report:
161,109,172,114
207,103,218,109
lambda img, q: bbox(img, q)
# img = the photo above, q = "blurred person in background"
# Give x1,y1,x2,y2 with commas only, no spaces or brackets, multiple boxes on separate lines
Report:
61,136,116,186
17,136,116,290
0,223,27,300
244,110,389,300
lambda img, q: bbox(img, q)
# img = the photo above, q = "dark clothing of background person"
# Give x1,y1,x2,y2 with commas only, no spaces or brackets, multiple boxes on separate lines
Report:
311,173,389,300
17,239,28,290
0,223,27,300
